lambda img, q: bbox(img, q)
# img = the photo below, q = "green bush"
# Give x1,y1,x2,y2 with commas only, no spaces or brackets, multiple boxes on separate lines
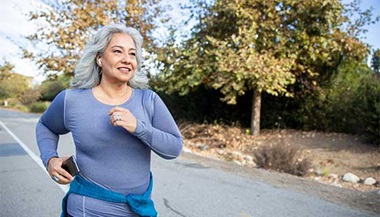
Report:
0,98,28,112
29,101,50,113
40,75,70,101
266,61,380,146
13,104,29,112
353,74,380,145
302,63,380,146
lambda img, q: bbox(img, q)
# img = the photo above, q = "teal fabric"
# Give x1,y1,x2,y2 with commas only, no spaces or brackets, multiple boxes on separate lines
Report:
60,172,157,217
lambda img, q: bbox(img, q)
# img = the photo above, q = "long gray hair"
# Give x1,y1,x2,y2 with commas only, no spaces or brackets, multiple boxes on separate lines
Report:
70,23,149,89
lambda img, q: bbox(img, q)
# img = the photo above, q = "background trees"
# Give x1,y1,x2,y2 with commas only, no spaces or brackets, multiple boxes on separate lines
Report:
0,61,40,111
371,49,380,74
155,0,376,137
0,61,30,100
39,74,71,101
22,0,166,78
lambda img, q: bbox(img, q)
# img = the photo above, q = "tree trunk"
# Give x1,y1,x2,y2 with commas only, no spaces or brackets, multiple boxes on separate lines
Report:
251,89,261,136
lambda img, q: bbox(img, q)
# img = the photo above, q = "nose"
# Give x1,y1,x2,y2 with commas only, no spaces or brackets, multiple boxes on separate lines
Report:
122,54,132,64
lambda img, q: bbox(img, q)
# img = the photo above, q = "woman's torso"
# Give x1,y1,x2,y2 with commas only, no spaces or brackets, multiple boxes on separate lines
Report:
64,88,153,216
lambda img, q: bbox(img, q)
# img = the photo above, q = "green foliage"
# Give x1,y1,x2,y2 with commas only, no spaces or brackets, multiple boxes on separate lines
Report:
206,36,295,104
40,74,70,101
29,101,50,113
0,98,29,112
20,87,41,106
371,49,380,74
350,73,380,145
155,0,376,136
321,169,330,177
0,61,42,111
157,0,372,96
294,61,380,145
152,82,251,125
154,65,379,145
0,61,30,100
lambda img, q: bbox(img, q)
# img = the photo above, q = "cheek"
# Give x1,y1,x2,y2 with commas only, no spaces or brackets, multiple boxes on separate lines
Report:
132,59,138,69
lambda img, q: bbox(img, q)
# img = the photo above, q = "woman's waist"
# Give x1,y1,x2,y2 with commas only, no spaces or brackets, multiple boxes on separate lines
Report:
79,169,151,195
67,193,139,217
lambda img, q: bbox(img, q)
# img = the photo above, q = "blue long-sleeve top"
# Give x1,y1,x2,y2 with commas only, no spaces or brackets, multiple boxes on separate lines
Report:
36,88,183,216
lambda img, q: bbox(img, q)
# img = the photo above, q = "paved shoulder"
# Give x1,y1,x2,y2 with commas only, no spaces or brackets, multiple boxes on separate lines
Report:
0,119,64,217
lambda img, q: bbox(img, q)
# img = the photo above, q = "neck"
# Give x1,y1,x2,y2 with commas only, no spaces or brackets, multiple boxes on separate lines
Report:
99,82,128,98
93,82,131,105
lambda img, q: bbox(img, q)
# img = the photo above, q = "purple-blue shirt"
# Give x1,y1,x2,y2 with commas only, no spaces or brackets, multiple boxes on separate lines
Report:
36,88,183,216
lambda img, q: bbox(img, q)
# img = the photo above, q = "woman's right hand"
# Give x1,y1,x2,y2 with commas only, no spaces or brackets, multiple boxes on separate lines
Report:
47,156,74,185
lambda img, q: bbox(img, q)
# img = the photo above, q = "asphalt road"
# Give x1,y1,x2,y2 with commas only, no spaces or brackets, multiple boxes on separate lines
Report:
0,108,377,217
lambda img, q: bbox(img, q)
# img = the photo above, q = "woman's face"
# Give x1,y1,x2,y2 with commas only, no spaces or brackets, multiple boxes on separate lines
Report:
99,33,137,84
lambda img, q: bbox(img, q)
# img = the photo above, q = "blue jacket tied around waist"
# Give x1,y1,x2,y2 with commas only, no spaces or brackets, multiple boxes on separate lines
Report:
61,172,157,217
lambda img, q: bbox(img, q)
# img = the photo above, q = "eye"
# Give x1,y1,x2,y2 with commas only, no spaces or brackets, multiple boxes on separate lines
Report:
130,52,136,56
113,49,122,54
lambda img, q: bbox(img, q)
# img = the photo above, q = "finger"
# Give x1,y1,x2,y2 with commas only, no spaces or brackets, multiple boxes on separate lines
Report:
110,113,122,124
52,175,60,182
55,167,74,181
114,113,122,122
50,157,74,182
52,173,72,184
108,106,125,115
60,166,74,180
47,157,60,173
49,160,63,175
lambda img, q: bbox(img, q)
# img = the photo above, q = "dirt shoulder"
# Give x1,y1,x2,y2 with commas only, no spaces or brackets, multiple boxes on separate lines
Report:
181,151,380,215
180,123,380,214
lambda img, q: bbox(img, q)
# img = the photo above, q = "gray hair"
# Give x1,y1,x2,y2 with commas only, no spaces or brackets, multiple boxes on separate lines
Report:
70,23,149,89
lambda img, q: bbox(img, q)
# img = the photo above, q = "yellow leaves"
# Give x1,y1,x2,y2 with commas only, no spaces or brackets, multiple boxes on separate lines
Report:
206,28,296,101
22,49,34,59
23,0,162,76
29,13,39,20
0,62,31,99
226,97,237,105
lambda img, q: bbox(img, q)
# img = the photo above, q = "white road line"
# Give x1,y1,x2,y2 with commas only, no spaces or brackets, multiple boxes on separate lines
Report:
0,120,68,192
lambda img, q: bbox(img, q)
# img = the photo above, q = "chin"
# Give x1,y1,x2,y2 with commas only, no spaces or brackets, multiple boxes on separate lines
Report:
119,76,133,83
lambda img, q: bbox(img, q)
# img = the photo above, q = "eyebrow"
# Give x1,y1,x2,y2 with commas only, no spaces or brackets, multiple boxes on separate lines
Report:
111,45,136,51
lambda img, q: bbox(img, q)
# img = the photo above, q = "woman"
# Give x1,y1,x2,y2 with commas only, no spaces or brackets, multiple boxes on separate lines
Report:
36,23,183,217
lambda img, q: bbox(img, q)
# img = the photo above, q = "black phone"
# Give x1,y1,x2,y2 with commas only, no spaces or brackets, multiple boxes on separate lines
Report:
62,155,80,176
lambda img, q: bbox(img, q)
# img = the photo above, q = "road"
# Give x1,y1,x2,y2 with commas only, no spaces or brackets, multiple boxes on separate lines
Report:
0,108,377,217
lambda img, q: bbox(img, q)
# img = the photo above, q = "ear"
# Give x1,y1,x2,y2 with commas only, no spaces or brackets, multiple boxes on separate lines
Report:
98,57,102,67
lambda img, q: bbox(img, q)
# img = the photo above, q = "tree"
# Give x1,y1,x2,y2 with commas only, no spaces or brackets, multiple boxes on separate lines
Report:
205,0,298,135
20,87,42,106
371,49,380,74
0,61,29,100
22,0,166,78
156,0,374,135
303,59,380,145
40,73,71,101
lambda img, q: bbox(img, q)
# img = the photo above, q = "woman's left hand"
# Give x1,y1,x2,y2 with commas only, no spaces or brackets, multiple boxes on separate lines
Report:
109,106,137,133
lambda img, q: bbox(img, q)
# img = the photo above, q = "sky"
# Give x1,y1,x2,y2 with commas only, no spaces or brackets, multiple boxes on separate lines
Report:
0,0,379,84
0,0,46,83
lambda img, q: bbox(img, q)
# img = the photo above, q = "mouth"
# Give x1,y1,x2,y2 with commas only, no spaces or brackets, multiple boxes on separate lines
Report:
118,67,132,73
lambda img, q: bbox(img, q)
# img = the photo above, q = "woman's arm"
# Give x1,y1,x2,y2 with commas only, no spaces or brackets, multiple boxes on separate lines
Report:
133,92,183,159
35,90,70,167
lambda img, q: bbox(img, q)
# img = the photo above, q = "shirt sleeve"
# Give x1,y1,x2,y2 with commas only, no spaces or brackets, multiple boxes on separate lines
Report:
35,90,70,167
132,92,183,159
